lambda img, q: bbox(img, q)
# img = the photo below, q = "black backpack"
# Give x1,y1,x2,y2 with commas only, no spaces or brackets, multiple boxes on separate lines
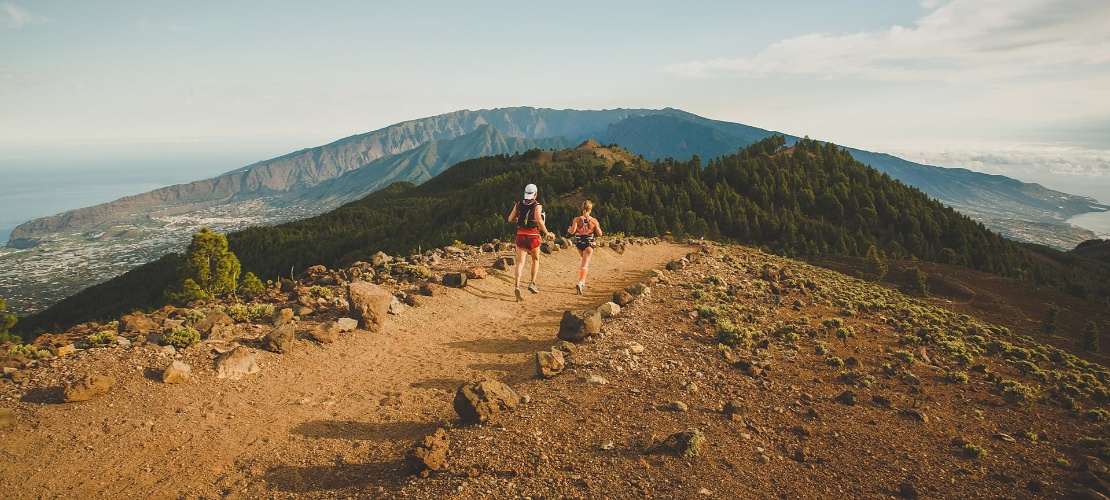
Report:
517,200,539,229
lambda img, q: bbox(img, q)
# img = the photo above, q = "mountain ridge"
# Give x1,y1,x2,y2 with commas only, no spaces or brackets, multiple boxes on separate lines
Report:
11,106,1104,248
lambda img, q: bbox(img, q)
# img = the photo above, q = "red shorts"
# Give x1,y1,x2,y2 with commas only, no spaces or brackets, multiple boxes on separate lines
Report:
516,233,541,251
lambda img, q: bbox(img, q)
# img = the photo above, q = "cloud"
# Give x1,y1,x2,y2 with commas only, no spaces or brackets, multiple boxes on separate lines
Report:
0,2,46,29
870,139,1110,201
661,0,1110,83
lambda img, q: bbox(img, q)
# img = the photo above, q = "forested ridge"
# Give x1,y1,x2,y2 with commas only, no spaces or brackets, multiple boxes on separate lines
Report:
18,137,1110,333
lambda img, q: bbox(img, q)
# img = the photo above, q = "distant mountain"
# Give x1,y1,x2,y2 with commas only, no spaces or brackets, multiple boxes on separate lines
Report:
5,106,1109,317
292,124,573,207
10,107,1104,250
19,138,1110,334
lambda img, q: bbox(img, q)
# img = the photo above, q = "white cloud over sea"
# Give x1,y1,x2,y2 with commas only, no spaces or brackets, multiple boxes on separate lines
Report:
866,139,1110,203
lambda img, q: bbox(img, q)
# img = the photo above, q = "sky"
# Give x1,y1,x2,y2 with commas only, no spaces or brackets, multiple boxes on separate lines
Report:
1,0,1109,203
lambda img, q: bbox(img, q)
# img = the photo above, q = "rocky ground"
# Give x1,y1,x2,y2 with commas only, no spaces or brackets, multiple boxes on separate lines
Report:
2,239,1109,499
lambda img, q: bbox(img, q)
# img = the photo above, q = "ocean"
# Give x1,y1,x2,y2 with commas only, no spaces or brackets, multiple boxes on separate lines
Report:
0,140,307,244
1067,210,1110,239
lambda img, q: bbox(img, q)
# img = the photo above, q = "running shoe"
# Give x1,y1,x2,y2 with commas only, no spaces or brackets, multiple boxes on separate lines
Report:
576,282,584,295
528,282,539,294
515,287,524,302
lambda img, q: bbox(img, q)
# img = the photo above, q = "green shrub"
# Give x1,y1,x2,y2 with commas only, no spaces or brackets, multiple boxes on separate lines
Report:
183,309,206,323
1086,408,1110,423
308,285,333,299
962,443,986,459
695,304,723,321
945,371,969,384
249,303,274,321
716,321,752,347
82,330,116,348
162,326,200,349
6,344,50,359
225,304,250,322
705,275,726,286
998,380,1037,404
826,356,845,367
893,350,914,363
840,370,873,387
239,271,266,294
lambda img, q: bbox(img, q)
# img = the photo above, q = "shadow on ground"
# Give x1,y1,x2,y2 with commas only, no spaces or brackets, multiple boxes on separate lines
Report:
264,460,402,494
290,419,440,441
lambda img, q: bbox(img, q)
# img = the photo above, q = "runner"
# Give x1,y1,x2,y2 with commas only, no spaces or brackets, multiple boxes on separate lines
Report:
507,183,555,301
567,199,603,295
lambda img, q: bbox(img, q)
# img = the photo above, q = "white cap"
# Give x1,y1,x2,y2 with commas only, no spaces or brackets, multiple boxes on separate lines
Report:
523,183,537,200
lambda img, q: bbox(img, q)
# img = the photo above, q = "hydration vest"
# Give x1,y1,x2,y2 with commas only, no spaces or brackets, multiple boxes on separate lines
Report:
517,200,539,229
576,215,594,236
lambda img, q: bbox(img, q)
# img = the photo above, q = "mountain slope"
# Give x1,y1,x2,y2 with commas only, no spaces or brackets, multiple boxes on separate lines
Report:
19,138,1110,335
4,107,1106,317
293,125,574,207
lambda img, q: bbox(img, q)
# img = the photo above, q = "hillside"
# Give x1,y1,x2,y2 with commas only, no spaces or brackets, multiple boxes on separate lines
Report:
2,240,1107,498
5,107,1104,318
17,138,1110,337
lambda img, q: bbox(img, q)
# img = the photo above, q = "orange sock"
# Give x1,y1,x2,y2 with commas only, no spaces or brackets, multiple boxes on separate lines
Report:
578,267,588,282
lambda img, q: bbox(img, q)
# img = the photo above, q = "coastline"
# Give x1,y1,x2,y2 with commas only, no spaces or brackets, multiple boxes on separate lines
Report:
1068,209,1110,239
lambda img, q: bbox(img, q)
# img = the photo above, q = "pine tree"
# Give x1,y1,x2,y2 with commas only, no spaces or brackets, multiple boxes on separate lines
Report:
863,244,887,282
900,267,928,297
1081,321,1100,352
0,298,19,344
166,227,241,304
1043,304,1058,336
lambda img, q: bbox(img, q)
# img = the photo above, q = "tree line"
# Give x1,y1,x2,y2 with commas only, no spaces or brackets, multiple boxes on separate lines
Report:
16,136,1110,335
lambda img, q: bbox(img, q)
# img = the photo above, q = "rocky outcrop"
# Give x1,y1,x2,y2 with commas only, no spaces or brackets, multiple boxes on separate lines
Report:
404,428,451,475
348,281,393,332
215,346,260,380
453,378,521,425
63,374,115,402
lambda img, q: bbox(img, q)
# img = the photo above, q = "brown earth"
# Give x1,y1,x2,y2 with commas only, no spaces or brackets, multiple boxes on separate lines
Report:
2,240,1109,499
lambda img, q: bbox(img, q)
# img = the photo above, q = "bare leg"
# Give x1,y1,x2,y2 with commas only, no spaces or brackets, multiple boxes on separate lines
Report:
514,247,528,288
529,248,541,290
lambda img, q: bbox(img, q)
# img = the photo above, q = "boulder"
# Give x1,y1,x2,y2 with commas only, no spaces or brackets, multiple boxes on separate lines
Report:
264,324,297,353
597,302,621,318
348,281,393,332
536,349,566,379
421,282,445,297
646,428,705,459
613,290,635,307
404,428,451,475
465,267,488,280
442,273,467,288
63,374,115,402
558,309,602,342
310,322,341,343
273,307,294,327
119,313,159,334
492,257,514,270
194,310,234,334
162,360,192,384
336,317,359,332
453,378,520,425
216,346,261,380
370,251,394,267
388,297,405,315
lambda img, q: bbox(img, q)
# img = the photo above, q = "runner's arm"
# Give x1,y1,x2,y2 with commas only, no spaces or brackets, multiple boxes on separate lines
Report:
536,205,555,239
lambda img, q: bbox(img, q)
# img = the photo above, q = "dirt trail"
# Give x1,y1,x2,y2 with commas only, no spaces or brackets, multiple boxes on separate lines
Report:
1,242,694,498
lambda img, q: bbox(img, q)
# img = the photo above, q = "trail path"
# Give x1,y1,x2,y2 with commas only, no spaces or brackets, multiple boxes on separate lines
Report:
1,242,693,498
